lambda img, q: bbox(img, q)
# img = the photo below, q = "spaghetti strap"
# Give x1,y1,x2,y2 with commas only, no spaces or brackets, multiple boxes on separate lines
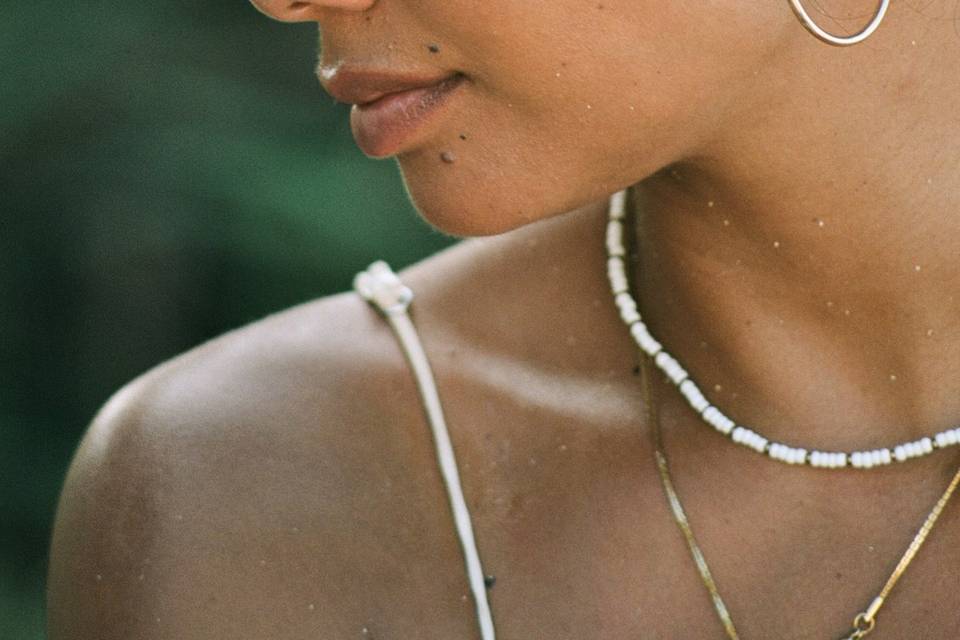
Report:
353,261,497,640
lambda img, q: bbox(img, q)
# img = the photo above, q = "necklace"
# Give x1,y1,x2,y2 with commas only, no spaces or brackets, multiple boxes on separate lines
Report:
640,355,960,639
612,186,960,637
605,188,960,469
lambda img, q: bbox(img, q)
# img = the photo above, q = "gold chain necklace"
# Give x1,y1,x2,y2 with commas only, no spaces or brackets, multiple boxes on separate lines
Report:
639,357,960,639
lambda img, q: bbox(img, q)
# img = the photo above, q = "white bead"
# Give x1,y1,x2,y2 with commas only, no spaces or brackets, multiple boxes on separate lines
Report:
734,427,767,453
609,190,627,220
630,322,662,356
615,293,640,325
936,432,949,448
607,262,625,279
655,351,688,385
718,414,735,435
618,303,640,324
703,406,735,435
703,406,719,423
769,443,784,461
606,221,626,257
772,443,793,464
895,445,907,462
607,258,625,282
754,433,769,453
774,444,804,465
610,274,628,295
680,380,710,413
922,437,933,454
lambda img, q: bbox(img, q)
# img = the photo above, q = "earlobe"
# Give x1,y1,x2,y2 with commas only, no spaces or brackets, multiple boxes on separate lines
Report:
249,0,377,23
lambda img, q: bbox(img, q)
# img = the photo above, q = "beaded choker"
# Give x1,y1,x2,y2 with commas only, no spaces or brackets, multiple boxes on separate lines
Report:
605,189,960,470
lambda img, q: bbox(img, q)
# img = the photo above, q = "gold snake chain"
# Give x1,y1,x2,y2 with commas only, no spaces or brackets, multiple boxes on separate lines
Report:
639,357,960,639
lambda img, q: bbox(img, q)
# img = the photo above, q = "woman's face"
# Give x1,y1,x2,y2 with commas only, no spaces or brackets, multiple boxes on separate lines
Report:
251,0,796,236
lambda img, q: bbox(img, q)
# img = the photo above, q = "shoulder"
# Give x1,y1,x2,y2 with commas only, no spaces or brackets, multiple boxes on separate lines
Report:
47,200,642,637
46,271,475,637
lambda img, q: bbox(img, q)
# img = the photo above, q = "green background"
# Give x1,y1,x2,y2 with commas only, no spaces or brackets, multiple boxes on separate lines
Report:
1,2,455,637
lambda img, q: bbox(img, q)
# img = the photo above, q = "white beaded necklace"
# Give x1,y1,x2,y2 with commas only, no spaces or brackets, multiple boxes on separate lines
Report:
606,189,960,470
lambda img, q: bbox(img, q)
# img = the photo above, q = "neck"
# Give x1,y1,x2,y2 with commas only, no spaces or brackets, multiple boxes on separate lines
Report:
630,17,960,449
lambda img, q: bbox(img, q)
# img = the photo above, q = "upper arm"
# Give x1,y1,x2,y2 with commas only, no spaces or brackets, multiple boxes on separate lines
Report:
47,379,169,639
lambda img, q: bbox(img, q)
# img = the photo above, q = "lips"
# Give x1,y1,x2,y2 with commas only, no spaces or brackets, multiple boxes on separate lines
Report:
320,67,466,157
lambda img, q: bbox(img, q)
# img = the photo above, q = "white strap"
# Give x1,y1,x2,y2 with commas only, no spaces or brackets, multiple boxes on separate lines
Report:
354,261,497,640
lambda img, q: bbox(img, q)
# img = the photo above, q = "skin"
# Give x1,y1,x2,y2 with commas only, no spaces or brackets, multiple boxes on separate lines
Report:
49,1,960,638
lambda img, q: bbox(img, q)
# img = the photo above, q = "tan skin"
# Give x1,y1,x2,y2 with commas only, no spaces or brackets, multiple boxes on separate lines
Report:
47,0,960,637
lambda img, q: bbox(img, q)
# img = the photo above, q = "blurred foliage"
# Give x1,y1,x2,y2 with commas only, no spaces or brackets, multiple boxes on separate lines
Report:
0,1,455,637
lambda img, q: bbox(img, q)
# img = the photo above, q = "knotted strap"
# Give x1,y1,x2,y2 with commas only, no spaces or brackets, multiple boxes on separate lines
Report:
354,261,497,640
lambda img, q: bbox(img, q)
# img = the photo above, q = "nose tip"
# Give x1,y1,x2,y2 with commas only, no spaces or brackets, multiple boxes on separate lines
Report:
250,0,376,22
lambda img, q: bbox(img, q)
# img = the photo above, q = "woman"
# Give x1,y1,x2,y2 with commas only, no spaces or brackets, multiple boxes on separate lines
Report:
48,1,960,638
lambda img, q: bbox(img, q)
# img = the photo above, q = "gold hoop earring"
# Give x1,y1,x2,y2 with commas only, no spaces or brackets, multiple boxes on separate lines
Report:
788,0,890,46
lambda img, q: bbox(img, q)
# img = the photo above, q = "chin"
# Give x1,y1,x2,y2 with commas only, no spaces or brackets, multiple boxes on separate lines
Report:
408,196,535,238
397,165,543,238
395,151,607,238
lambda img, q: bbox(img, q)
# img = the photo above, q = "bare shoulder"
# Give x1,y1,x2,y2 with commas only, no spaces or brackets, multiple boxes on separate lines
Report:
46,270,481,638
47,201,643,638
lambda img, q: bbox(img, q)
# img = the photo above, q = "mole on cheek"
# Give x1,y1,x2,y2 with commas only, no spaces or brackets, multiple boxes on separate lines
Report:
440,151,457,164
427,43,440,53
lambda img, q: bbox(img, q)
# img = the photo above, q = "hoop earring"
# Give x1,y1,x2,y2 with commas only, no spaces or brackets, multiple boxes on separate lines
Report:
788,0,890,46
